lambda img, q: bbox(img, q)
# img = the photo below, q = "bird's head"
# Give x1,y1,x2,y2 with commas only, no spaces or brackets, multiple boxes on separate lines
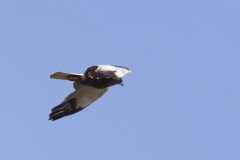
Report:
116,78,123,86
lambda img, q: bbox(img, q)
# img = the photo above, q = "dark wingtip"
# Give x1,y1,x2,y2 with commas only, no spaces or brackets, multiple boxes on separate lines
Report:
48,112,63,121
48,99,82,121
48,115,60,121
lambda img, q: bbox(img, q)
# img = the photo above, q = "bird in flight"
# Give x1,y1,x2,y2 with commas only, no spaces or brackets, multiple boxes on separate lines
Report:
49,65,131,121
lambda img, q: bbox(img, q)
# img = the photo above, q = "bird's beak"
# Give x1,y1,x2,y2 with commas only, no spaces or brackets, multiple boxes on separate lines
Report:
120,82,123,86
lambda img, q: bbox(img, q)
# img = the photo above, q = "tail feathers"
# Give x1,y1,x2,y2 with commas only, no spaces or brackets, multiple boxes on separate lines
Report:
50,72,83,80
49,99,82,121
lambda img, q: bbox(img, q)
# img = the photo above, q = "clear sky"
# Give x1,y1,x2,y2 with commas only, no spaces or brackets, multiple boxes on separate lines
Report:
1,1,239,160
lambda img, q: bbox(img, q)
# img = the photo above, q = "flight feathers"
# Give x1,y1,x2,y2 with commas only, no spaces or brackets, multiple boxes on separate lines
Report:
49,65,130,120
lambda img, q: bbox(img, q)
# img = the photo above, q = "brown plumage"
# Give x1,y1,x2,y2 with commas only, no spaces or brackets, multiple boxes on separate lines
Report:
67,73,123,88
49,65,131,121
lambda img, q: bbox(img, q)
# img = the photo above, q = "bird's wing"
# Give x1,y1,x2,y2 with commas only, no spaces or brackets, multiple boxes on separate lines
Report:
50,71,83,80
49,84,108,121
85,65,131,79
73,81,82,90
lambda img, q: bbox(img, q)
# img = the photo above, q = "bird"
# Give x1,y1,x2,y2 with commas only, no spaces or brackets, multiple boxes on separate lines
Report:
49,65,131,121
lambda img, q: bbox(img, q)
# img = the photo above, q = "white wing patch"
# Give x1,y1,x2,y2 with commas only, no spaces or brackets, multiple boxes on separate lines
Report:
114,68,131,77
96,65,131,77
96,65,117,71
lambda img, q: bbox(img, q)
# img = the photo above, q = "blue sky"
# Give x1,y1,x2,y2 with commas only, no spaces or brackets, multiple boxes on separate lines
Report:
1,1,239,159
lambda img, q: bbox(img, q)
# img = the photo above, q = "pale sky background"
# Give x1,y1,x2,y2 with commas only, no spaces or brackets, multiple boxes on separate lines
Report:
1,1,239,160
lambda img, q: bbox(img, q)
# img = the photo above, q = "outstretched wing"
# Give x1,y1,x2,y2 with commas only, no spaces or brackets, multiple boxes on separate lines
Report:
85,65,131,79
73,81,82,90
49,84,108,121
50,71,83,80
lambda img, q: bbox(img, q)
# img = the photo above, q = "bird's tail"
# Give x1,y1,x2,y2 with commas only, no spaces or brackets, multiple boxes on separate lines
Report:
50,72,83,80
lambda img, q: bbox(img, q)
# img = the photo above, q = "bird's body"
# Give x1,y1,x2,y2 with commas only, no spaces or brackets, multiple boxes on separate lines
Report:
49,65,130,121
